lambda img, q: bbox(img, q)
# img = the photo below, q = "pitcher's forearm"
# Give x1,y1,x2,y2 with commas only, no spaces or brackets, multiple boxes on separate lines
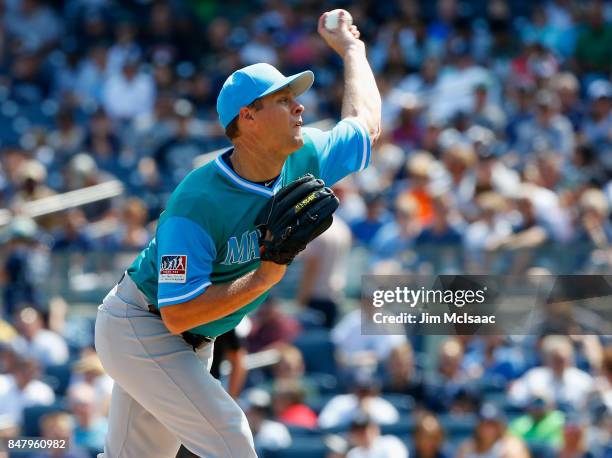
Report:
341,44,382,141
161,263,286,334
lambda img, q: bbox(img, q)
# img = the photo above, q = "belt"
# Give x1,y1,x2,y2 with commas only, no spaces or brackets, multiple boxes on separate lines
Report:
117,273,215,351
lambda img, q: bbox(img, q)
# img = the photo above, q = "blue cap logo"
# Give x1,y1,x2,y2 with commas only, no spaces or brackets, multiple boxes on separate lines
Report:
216,63,314,129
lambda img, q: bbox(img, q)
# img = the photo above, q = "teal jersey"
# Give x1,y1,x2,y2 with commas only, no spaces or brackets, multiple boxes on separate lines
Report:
127,119,370,336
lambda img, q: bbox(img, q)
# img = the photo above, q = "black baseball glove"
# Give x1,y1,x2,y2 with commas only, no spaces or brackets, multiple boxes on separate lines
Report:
254,174,340,265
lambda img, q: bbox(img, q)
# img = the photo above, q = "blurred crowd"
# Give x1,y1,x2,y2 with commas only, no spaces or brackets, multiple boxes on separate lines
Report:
0,0,611,456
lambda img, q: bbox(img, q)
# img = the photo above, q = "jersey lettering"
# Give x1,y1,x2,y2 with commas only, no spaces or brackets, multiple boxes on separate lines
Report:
222,230,260,265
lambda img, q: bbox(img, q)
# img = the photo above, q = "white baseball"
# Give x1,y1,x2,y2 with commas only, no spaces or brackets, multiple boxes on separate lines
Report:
325,9,353,31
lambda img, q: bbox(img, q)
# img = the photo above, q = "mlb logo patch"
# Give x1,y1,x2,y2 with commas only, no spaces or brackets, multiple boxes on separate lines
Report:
159,255,187,283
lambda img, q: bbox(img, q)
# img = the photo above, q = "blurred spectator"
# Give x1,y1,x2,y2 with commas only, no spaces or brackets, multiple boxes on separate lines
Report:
324,433,351,458
47,108,85,159
513,89,574,159
103,197,150,250
11,307,69,368
74,44,111,107
51,209,95,252
369,194,420,272
463,192,513,273
591,345,612,411
69,352,112,417
553,72,584,131
346,411,408,458
297,216,351,328
509,335,594,412
102,55,155,122
318,372,399,429
9,160,58,230
470,83,506,133
246,295,301,353
4,0,61,54
349,192,392,246
434,144,478,218
391,94,425,150
381,342,424,400
506,81,536,145
271,379,317,429
508,392,565,449
558,415,596,458
153,99,212,189
30,411,90,458
412,412,451,458
1,216,51,318
423,338,471,413
10,54,51,105
582,80,611,154
415,194,463,272
83,109,123,176
0,355,55,426
241,388,291,451
462,336,527,385
457,403,529,458
256,343,327,406
332,308,407,376
62,153,116,221
107,21,141,75
574,1,612,78
573,188,612,270
10,159,55,207
400,152,436,227
67,383,108,453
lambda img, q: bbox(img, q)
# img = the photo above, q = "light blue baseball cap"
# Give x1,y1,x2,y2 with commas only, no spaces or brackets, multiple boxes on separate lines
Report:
216,63,314,129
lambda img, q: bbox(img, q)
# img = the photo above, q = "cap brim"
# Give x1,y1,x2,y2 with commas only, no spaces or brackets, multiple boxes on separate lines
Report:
259,70,314,99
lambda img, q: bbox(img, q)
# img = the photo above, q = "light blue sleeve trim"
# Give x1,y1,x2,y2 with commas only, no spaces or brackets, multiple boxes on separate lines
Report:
158,281,212,305
342,118,371,171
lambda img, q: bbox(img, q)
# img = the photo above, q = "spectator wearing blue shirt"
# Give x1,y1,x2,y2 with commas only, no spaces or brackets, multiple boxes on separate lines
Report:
415,194,463,272
462,336,527,385
350,192,391,246
68,383,108,454
52,209,96,252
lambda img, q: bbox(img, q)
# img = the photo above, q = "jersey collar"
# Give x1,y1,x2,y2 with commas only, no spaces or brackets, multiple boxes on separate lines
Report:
214,150,283,197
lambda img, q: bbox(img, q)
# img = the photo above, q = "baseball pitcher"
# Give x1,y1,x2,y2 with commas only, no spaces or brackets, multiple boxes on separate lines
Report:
95,10,381,457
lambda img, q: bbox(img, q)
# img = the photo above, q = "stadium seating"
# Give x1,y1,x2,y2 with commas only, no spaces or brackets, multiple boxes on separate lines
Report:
42,363,72,397
22,403,66,437
292,329,337,376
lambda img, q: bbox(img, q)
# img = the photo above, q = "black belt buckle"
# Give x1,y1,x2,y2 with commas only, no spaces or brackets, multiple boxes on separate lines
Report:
181,331,213,351
146,303,212,351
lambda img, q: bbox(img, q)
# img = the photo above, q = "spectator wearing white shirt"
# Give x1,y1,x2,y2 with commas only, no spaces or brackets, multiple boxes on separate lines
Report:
0,355,55,426
297,216,352,328
318,373,399,429
11,307,69,368
346,411,408,458
513,90,575,159
102,56,156,122
509,335,594,412
74,44,111,107
241,388,291,452
463,192,513,273
69,352,113,417
332,309,407,376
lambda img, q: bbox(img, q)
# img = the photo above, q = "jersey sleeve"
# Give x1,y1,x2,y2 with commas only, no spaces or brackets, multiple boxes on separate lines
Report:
303,118,371,186
156,216,216,307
